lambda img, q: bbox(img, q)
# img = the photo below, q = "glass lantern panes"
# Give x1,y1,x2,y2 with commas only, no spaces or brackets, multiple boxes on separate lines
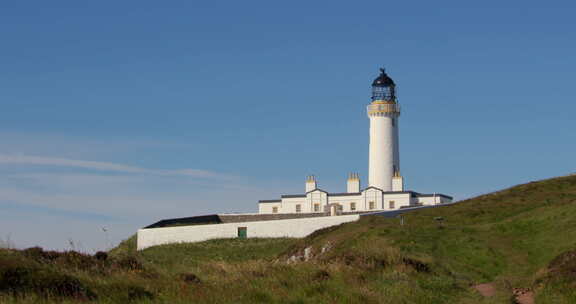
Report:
371,85,395,102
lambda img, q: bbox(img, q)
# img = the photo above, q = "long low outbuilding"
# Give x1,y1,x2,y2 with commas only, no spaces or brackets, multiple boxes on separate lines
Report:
137,213,361,250
136,204,453,250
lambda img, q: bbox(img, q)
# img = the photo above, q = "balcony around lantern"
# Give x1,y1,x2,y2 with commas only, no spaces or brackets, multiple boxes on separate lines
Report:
367,103,400,115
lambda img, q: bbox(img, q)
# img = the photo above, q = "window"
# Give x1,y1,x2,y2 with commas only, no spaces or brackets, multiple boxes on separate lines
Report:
296,204,301,213
392,118,395,127
350,202,356,211
314,204,320,212
272,207,278,213
389,201,395,209
369,201,375,210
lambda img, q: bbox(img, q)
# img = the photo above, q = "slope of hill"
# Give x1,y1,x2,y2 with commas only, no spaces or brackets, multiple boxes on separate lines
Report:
1,174,575,303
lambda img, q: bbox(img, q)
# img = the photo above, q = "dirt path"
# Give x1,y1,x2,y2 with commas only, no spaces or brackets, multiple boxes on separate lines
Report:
473,283,496,297
474,283,535,304
513,288,534,304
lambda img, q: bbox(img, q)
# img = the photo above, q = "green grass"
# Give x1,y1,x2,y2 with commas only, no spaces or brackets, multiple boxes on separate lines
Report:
2,174,576,303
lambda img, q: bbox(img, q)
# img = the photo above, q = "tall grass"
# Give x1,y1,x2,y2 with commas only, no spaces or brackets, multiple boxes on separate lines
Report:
1,174,576,303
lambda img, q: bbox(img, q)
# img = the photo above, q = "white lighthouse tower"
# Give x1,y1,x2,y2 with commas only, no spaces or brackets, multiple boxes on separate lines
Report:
368,68,401,191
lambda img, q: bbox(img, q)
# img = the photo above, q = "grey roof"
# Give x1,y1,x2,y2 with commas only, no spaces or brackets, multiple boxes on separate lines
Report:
363,186,385,192
328,192,362,197
280,194,306,198
305,188,329,195
258,200,281,203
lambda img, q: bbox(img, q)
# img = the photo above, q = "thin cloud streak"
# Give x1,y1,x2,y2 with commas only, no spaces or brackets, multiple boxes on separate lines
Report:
0,200,118,221
0,154,225,179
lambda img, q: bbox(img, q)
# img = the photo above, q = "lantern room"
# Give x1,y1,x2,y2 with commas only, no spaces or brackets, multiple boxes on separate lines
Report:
371,68,396,102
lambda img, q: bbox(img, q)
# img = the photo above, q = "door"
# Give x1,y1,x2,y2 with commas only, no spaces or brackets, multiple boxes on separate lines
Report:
237,227,247,239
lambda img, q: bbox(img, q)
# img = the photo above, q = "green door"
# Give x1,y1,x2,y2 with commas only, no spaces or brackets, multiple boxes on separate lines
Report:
237,227,247,239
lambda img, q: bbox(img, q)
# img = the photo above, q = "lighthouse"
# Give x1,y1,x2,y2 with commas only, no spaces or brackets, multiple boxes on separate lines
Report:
367,68,401,191
257,68,451,216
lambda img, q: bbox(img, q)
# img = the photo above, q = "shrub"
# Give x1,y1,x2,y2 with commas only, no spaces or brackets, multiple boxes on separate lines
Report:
115,255,144,271
55,251,99,270
547,249,576,282
94,251,108,261
312,270,331,281
103,282,154,302
0,265,96,300
180,272,202,284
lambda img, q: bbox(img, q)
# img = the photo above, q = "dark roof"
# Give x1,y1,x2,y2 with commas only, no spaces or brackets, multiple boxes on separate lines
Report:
363,186,385,192
306,188,329,195
143,212,348,229
383,190,418,197
281,194,306,198
372,68,395,87
144,214,222,229
328,192,362,197
258,199,281,203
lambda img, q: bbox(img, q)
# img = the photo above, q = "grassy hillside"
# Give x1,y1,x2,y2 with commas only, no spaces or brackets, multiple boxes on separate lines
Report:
1,174,576,303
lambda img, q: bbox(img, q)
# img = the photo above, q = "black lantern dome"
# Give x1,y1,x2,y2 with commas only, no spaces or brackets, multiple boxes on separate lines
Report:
371,68,396,102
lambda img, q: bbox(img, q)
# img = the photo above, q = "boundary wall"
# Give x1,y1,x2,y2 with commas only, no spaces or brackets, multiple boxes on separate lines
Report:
137,214,360,250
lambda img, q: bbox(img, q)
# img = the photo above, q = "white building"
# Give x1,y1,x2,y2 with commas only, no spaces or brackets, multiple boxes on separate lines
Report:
258,68,452,214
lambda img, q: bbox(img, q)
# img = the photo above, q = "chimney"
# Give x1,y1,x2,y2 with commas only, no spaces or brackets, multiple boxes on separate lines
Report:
392,171,404,191
305,175,317,193
347,173,360,193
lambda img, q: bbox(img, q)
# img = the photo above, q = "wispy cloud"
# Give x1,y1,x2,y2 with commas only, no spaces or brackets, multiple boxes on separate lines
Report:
0,136,263,251
0,200,117,221
0,154,225,179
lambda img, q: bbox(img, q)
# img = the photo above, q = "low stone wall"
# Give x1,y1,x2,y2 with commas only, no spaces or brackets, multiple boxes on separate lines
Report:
219,213,329,223
137,214,360,250
144,211,374,229
220,211,373,223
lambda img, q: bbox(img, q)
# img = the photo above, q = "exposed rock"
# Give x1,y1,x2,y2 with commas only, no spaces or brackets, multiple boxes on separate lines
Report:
512,288,534,304
287,246,314,263
303,247,312,261
321,242,332,254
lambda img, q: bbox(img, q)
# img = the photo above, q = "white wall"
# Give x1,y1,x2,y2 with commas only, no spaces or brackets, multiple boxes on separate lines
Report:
258,202,281,213
326,194,362,212
363,187,383,211
417,195,452,205
260,189,453,214
382,193,411,210
137,214,360,250
305,190,328,213
279,197,306,214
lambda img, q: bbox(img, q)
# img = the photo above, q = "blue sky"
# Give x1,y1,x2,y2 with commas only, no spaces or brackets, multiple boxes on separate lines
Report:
1,1,575,251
